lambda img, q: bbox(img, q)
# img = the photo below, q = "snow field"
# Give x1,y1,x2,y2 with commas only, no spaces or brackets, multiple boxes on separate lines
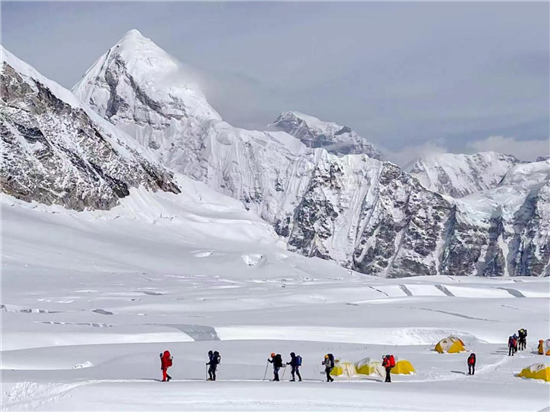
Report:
2,195,550,411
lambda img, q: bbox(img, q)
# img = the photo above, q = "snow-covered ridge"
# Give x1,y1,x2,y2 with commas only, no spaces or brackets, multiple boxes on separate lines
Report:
269,111,381,158
1,44,180,210
409,151,519,198
2,45,81,108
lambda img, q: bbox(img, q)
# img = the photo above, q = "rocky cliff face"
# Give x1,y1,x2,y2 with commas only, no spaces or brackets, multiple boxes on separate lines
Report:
1,46,179,211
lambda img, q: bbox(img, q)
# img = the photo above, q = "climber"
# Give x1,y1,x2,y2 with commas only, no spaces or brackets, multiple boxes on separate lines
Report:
467,353,476,375
518,329,527,351
207,350,221,381
382,355,395,383
508,335,517,356
322,354,335,382
268,353,283,381
287,352,302,382
160,350,173,382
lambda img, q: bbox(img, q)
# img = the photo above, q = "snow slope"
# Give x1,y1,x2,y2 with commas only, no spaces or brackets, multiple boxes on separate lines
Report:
269,111,381,158
455,159,550,276
2,195,550,411
1,45,179,210
409,152,519,198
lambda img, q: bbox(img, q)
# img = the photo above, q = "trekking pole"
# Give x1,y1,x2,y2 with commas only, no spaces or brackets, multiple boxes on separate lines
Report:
262,361,269,381
205,364,207,380
282,366,288,381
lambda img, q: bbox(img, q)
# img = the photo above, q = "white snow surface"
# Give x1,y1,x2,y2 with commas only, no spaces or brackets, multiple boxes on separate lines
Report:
2,191,550,411
409,152,519,198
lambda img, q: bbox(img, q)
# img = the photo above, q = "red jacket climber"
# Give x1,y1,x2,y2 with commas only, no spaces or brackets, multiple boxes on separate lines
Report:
160,350,173,382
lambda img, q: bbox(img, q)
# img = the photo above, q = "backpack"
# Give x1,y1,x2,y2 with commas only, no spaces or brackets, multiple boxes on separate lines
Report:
327,354,335,368
275,354,283,367
295,355,302,366
214,351,221,365
389,355,396,368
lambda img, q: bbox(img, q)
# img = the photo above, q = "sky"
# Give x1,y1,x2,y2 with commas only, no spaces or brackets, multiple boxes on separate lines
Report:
2,1,549,165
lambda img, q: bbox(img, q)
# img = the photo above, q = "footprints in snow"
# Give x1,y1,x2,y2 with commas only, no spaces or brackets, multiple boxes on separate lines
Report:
241,254,267,267
190,250,269,268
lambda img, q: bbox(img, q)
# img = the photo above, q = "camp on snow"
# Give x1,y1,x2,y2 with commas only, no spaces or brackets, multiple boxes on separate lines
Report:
435,336,466,354
518,363,550,382
538,339,550,355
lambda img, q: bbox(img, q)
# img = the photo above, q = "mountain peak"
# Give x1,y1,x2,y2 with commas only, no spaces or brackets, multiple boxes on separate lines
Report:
73,30,221,122
114,29,157,54
122,29,146,39
270,111,381,158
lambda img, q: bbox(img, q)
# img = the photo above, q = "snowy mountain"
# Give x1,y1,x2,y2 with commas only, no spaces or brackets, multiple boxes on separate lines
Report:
409,152,519,198
70,30,549,277
1,45,180,210
455,159,550,277
72,30,461,277
269,111,381,158
2,30,548,277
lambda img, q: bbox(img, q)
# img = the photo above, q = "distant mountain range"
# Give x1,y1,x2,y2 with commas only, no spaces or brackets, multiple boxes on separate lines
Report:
2,30,548,277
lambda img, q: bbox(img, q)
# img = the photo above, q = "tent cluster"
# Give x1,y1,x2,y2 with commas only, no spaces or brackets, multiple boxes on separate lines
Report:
330,357,415,378
516,339,550,382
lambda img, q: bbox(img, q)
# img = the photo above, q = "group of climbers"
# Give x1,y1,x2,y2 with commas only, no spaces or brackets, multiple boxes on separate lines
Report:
159,350,478,382
160,350,222,382
158,329,534,382
508,329,528,356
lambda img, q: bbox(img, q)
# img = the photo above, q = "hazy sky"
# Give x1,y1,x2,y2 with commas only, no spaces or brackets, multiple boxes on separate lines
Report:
2,2,549,165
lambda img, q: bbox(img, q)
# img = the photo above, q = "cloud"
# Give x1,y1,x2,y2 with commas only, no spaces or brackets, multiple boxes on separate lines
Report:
467,136,550,162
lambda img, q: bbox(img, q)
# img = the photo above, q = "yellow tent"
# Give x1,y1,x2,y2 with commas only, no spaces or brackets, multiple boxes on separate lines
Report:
435,336,466,354
331,359,356,377
391,359,415,375
538,339,550,355
518,363,550,382
355,358,384,377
